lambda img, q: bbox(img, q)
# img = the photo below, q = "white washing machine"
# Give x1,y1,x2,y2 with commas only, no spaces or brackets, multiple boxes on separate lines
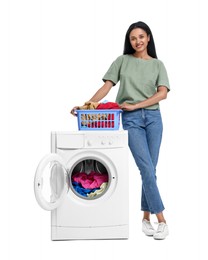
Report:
34,130,129,240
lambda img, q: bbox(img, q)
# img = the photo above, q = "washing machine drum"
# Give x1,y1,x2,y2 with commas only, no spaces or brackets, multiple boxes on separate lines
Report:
70,160,109,199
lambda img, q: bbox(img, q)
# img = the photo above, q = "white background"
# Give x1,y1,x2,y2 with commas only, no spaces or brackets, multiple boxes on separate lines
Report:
1,0,207,259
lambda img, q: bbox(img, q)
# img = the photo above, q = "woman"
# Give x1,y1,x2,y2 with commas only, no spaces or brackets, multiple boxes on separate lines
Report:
71,21,170,240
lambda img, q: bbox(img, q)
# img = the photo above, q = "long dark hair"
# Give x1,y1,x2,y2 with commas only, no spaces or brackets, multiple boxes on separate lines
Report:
123,21,157,59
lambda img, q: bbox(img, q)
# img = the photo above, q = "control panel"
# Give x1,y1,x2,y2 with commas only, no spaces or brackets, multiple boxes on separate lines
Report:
54,131,128,149
84,133,126,148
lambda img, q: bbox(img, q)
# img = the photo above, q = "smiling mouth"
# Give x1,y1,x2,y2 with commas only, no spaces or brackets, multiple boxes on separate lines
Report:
136,44,142,48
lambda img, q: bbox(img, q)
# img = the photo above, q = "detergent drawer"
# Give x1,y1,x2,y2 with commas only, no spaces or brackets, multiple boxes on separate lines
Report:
54,132,84,149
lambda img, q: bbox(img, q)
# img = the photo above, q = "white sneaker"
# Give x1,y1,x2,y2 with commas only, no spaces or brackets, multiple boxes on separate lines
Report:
142,219,156,236
153,222,169,240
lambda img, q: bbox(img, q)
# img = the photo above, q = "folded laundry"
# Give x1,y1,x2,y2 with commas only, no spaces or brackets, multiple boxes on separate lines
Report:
72,171,108,189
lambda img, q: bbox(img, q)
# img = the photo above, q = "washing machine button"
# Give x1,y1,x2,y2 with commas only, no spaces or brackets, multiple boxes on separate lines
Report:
101,140,106,145
87,140,92,146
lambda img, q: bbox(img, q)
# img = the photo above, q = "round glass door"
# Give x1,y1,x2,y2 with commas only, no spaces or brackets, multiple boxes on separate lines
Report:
70,159,110,200
34,154,68,210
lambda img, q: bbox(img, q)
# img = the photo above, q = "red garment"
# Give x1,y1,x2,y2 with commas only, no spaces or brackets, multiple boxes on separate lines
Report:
97,102,120,110
88,121,114,128
87,112,115,128
72,172,108,189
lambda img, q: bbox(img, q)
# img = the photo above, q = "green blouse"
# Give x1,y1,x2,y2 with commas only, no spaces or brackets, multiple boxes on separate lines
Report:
102,54,170,109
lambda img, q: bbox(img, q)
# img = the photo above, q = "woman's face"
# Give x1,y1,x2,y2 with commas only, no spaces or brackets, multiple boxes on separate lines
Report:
129,28,150,53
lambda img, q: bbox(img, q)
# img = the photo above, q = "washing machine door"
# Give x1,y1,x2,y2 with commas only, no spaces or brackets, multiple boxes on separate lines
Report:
34,153,68,211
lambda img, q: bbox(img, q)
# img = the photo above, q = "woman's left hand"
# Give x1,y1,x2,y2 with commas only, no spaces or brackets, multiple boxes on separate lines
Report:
120,102,136,111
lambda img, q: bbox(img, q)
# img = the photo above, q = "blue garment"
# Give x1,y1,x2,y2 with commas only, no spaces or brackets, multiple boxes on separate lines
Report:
122,109,165,214
72,182,99,197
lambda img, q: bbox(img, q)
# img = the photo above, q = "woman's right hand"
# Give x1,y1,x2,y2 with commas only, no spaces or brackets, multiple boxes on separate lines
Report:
70,106,79,116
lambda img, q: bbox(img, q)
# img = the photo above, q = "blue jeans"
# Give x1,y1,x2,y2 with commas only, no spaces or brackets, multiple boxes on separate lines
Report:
122,109,165,214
